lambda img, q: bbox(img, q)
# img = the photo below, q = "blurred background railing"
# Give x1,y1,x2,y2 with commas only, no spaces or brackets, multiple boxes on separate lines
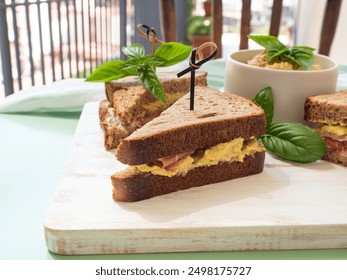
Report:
0,0,128,97
0,0,294,99
0,0,189,98
1,0,345,99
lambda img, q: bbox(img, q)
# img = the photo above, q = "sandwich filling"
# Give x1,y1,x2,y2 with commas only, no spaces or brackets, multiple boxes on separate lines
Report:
114,89,186,126
315,124,347,161
132,138,265,177
314,124,347,140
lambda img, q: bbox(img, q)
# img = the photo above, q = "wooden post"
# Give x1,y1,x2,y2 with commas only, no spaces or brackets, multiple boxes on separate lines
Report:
269,0,283,37
0,0,14,95
159,0,176,42
212,0,222,58
319,0,342,55
240,0,251,50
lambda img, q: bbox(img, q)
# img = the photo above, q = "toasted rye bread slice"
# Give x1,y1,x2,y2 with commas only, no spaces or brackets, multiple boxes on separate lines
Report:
99,72,207,150
116,86,266,165
112,152,265,202
99,100,109,124
304,91,347,125
322,149,347,167
99,100,138,149
105,71,208,124
100,105,138,150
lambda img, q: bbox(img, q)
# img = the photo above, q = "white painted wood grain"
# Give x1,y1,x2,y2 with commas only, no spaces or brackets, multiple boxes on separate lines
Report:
44,102,347,255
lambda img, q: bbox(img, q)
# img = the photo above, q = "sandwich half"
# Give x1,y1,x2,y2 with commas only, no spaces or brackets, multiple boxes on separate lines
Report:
304,90,347,167
112,86,266,202
99,71,207,149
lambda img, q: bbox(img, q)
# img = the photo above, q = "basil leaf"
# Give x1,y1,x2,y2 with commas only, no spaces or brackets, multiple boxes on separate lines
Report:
137,64,166,103
260,122,327,163
248,35,315,70
267,47,288,61
248,35,286,50
252,87,274,127
287,46,315,70
86,42,192,101
119,58,139,70
281,53,300,69
122,43,145,59
155,42,192,66
85,61,136,82
143,55,168,67
121,55,167,70
248,35,287,61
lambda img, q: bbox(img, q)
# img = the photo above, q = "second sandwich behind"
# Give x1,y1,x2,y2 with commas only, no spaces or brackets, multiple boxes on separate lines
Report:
99,71,208,150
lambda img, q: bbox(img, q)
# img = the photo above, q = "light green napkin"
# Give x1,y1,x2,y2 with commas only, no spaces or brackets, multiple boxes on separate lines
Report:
0,60,224,114
1,61,345,114
0,79,105,113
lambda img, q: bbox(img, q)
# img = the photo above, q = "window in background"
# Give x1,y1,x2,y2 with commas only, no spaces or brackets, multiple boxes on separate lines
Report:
220,0,299,58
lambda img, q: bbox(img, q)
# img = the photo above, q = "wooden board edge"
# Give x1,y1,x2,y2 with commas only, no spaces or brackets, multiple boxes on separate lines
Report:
44,224,347,255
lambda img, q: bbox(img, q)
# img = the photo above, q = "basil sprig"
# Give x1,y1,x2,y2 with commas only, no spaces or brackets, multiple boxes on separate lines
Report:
253,87,327,163
248,35,315,70
86,42,192,103
137,63,165,103
252,87,274,128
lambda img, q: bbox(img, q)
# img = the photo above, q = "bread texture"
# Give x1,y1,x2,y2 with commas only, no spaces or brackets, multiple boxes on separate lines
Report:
322,148,347,167
100,108,138,150
304,91,347,125
99,72,208,150
105,71,208,110
112,151,265,202
116,86,266,165
99,100,109,124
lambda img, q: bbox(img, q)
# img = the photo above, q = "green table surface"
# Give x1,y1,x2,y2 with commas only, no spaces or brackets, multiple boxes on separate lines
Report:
1,60,347,260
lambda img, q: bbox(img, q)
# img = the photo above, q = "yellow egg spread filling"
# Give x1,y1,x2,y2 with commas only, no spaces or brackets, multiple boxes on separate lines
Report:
315,124,347,137
132,138,265,177
142,92,186,113
247,51,321,71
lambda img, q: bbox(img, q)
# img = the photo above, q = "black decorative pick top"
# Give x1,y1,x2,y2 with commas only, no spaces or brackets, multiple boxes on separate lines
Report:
177,42,218,110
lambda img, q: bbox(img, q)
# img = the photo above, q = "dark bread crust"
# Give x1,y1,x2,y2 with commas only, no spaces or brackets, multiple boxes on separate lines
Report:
322,150,347,167
304,91,347,124
322,149,347,167
111,151,265,202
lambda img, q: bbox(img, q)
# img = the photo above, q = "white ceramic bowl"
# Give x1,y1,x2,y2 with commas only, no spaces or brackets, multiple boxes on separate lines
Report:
224,49,339,123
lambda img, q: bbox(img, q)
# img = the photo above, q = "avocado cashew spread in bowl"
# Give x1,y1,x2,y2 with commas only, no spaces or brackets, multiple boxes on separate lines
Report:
247,35,321,71
224,35,339,123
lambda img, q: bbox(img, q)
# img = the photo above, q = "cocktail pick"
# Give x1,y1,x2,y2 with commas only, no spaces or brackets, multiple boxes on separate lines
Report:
177,42,218,110
136,24,165,53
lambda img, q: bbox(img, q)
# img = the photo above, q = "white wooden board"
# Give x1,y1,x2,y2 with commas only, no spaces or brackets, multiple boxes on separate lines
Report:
45,102,347,255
